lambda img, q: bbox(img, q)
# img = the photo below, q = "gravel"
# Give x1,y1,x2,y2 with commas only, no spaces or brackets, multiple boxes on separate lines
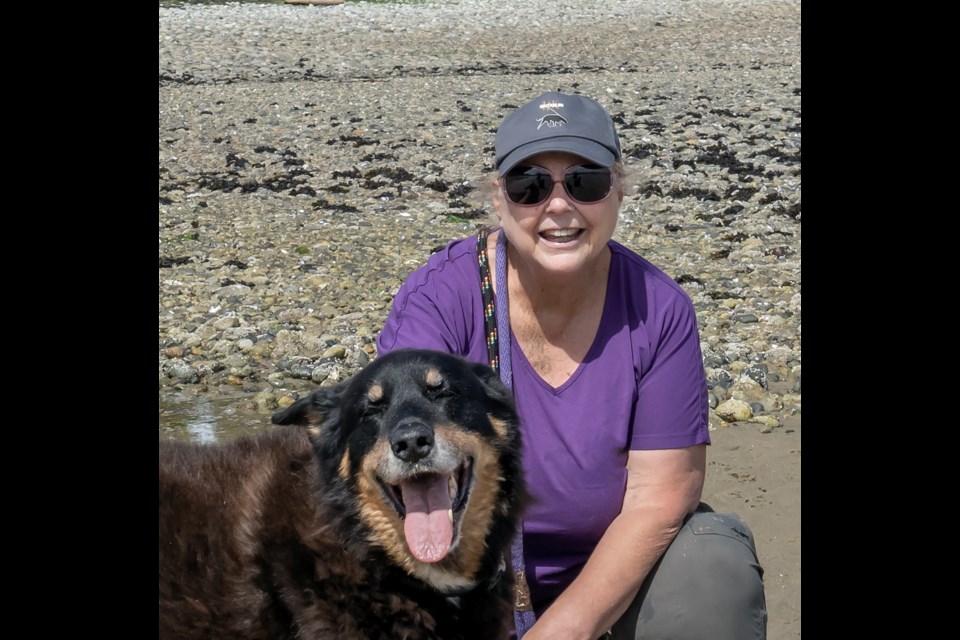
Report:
159,0,801,424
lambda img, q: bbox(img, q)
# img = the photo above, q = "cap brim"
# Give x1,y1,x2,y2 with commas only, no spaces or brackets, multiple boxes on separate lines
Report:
497,136,617,176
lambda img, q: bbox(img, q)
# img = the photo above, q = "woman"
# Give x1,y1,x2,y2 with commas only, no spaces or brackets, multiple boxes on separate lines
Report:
376,91,766,640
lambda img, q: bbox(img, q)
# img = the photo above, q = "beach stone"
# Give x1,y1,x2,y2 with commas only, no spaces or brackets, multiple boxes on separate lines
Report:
728,360,750,374
707,411,725,431
166,362,200,384
782,393,802,413
276,394,297,410
706,367,734,389
716,399,753,423
703,353,725,368
213,315,240,330
277,309,307,323
266,372,287,387
321,344,347,359
744,364,769,388
730,377,765,405
759,393,784,413
750,415,781,428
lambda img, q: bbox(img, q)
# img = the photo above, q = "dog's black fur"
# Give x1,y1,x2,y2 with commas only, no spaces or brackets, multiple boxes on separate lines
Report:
159,349,524,640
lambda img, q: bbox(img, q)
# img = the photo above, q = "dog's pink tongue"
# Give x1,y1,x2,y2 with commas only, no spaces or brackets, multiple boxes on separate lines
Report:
401,475,453,563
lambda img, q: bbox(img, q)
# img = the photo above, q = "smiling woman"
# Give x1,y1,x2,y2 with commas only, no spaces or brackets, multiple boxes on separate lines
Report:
376,91,768,640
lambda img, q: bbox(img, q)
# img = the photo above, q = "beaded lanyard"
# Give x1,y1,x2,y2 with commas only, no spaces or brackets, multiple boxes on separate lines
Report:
478,228,499,373
476,228,535,638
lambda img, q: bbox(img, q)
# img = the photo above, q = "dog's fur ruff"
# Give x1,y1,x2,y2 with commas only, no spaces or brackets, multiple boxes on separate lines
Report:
159,349,525,640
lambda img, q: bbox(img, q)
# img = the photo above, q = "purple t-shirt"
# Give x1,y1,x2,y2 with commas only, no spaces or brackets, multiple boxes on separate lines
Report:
376,234,710,614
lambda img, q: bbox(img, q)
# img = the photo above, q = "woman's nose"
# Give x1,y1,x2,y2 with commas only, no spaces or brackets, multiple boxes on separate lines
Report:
544,181,574,210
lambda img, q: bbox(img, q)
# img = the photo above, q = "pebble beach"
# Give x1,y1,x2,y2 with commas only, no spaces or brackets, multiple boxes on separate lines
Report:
159,0,801,425
159,2,802,637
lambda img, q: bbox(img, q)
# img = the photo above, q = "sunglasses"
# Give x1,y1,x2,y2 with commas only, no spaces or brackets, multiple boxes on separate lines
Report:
501,164,613,206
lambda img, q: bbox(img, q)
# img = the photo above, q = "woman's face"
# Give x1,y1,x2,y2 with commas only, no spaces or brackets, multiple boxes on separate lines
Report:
494,151,623,278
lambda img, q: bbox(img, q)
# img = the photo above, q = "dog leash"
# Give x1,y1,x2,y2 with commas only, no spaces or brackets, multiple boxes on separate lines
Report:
477,228,536,638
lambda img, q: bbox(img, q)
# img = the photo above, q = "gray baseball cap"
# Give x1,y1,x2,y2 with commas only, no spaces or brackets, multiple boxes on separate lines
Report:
494,91,622,176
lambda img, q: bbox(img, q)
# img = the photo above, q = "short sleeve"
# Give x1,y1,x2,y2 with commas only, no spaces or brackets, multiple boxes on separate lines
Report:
630,290,710,449
377,276,470,356
375,237,489,365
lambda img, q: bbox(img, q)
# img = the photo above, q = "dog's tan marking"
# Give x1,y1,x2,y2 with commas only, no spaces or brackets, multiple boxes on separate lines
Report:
488,415,509,440
367,383,383,403
299,400,329,428
339,449,351,481
429,424,503,582
425,368,443,388
357,439,411,569
306,426,321,440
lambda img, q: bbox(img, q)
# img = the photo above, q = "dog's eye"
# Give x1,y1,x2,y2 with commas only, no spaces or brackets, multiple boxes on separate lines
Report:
425,386,456,400
360,401,386,417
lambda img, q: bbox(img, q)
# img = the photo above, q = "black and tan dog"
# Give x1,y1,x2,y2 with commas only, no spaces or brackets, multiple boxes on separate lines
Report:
159,349,525,640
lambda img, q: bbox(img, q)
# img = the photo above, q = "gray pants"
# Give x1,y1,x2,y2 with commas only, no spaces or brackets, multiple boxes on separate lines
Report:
608,504,767,640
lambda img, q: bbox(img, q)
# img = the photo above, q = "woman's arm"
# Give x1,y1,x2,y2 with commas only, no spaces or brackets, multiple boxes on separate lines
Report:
522,444,706,640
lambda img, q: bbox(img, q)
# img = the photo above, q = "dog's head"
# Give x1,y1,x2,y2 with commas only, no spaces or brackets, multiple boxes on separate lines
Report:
272,348,524,593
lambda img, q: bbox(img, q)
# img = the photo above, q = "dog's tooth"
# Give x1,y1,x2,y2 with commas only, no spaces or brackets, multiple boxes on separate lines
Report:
447,509,453,523
448,475,458,500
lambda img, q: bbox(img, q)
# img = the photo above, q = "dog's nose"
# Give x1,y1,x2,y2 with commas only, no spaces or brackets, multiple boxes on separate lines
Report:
390,420,434,463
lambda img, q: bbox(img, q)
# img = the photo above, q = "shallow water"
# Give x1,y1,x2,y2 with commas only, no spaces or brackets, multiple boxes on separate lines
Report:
159,390,279,444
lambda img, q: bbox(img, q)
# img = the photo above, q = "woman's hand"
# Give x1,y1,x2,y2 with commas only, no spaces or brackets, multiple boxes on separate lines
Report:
521,444,706,640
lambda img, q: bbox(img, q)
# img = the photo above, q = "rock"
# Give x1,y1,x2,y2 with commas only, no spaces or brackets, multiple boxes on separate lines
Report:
321,344,347,359
749,415,781,428
166,362,200,384
715,399,753,422
213,315,240,330
708,411,726,431
276,394,297,409
782,393,801,412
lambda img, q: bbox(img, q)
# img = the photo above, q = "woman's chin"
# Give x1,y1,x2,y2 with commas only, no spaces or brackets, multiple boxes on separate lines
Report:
530,249,594,277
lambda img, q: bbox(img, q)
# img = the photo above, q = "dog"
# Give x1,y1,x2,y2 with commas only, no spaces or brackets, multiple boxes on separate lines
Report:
159,348,525,640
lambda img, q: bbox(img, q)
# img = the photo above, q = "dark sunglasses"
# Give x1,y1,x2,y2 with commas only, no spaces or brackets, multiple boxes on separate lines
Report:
501,164,613,206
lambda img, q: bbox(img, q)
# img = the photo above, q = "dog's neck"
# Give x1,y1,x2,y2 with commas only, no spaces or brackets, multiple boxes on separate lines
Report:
442,552,507,599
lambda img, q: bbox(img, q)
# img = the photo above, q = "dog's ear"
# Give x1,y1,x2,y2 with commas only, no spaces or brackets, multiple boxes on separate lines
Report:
271,381,348,427
468,361,515,408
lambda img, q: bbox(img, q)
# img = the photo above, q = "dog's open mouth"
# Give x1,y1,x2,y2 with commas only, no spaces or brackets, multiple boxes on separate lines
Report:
379,457,474,564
